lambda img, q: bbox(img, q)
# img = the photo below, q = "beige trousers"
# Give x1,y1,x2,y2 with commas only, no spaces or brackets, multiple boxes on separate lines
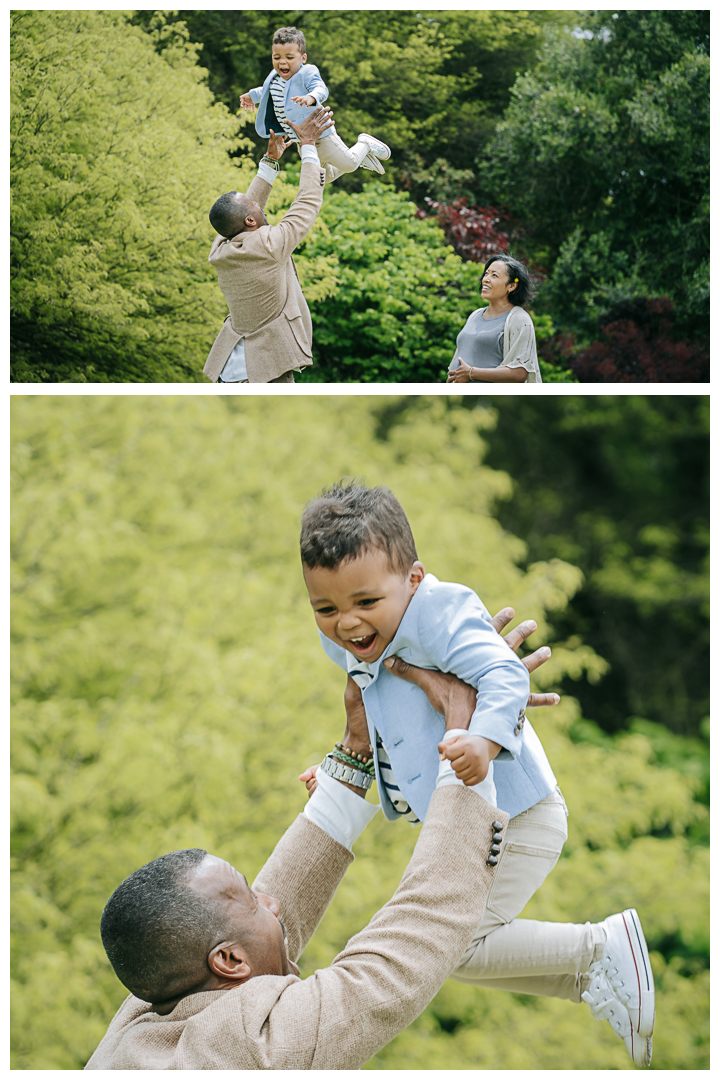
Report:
316,131,371,183
451,788,605,1002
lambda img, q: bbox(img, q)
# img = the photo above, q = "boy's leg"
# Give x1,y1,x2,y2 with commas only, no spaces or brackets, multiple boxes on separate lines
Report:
451,787,604,1001
316,131,372,182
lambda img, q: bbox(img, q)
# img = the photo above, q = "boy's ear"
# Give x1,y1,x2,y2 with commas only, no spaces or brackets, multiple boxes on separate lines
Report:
409,561,425,593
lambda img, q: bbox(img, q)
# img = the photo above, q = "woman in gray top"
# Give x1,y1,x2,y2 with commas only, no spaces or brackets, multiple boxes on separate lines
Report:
447,255,542,383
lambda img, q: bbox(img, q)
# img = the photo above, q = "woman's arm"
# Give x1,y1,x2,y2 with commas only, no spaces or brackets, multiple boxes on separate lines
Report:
447,358,528,383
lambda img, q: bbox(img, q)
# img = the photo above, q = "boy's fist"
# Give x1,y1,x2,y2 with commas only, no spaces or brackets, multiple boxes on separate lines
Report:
239,93,255,112
438,733,499,786
291,94,317,107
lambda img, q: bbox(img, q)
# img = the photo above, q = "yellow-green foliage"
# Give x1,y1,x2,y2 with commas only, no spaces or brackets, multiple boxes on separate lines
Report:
11,397,708,1068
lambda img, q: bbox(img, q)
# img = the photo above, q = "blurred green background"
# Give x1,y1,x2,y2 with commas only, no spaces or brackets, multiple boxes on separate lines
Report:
11,395,708,1068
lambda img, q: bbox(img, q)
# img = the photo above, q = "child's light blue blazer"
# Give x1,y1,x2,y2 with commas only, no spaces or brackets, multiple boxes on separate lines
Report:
250,64,333,140
320,573,558,823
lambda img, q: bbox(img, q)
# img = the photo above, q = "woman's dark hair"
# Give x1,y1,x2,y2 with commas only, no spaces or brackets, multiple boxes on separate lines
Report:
481,254,535,308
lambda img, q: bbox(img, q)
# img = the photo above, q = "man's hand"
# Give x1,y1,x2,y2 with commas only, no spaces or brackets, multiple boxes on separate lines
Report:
383,608,560,786
447,358,473,383
266,129,291,161
291,94,317,107
286,104,334,146
299,763,320,796
489,607,560,709
239,93,256,112
299,676,371,799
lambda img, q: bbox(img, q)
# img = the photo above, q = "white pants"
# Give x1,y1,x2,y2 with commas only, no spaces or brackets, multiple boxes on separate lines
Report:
451,788,605,1002
314,131,371,183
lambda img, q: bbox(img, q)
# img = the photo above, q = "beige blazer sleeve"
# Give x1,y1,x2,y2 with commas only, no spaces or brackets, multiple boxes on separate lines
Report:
252,814,354,963
260,158,324,264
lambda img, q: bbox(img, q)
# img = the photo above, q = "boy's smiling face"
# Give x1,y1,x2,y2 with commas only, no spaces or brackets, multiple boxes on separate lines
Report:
303,546,425,664
272,42,307,80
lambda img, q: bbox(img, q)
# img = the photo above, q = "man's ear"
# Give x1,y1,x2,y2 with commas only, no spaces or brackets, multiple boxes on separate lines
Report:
208,941,252,982
409,561,425,594
244,214,258,229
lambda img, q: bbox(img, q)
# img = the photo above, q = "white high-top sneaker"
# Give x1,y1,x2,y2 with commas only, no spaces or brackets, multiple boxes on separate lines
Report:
595,909,655,1037
358,134,391,174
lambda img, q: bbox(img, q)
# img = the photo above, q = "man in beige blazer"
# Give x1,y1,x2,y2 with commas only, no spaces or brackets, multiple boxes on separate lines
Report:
86,644,529,1070
204,106,334,385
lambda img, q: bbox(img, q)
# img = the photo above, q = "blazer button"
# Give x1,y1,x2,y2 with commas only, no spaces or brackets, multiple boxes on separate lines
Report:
490,844,501,856
492,833,503,845
486,854,499,866
492,821,504,832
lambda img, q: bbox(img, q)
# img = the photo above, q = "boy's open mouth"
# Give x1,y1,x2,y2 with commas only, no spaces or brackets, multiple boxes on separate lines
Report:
348,633,378,656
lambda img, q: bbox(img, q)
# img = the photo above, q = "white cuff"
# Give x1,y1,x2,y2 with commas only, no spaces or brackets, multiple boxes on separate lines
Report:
257,160,279,185
304,765,379,851
435,729,497,806
300,144,321,167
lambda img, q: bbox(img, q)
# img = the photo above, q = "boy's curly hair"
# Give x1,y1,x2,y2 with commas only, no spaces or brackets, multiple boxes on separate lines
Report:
273,26,306,54
300,480,418,574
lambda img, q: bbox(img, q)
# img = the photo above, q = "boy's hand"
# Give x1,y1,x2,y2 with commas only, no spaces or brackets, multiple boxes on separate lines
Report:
438,733,500,786
291,94,317,107
299,763,320,796
239,93,256,112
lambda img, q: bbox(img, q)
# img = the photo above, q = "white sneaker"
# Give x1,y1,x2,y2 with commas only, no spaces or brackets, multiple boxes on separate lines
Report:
582,967,652,1067
359,151,385,175
358,133,391,161
596,909,655,1037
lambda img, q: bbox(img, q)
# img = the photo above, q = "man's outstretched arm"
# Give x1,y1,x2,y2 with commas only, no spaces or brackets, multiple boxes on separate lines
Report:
261,106,334,264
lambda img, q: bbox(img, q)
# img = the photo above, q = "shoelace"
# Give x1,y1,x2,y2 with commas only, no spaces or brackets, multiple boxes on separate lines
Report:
581,965,632,1039
601,956,631,1004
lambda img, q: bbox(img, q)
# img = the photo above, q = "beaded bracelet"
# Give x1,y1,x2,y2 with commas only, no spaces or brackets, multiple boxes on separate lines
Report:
335,741,373,765
334,743,377,777
332,748,376,777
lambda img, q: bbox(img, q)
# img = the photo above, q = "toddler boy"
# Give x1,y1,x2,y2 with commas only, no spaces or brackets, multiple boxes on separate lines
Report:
240,26,391,184
298,480,656,1067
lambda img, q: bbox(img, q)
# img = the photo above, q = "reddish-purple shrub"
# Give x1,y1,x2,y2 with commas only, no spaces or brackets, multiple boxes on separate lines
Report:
571,298,709,383
417,198,547,298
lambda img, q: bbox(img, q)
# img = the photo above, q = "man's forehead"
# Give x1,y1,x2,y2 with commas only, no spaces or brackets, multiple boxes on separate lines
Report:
190,854,249,892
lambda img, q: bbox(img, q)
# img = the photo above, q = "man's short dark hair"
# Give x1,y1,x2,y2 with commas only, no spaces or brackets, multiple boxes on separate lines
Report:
300,480,418,574
481,253,535,308
273,26,306,53
100,849,227,1003
209,191,251,240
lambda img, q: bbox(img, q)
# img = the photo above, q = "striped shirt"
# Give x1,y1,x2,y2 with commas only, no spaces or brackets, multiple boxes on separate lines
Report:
269,75,299,143
348,660,421,825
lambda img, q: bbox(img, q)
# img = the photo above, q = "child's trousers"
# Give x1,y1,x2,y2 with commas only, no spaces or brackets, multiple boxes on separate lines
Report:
451,787,606,1002
315,131,372,183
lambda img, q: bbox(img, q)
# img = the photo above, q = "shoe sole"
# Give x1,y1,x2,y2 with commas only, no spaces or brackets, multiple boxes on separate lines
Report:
626,1028,652,1068
621,909,655,1037
360,154,385,175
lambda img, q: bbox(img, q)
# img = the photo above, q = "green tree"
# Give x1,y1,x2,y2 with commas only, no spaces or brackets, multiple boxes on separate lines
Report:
478,11,709,338
10,11,250,382
11,397,708,1069
473,395,709,739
